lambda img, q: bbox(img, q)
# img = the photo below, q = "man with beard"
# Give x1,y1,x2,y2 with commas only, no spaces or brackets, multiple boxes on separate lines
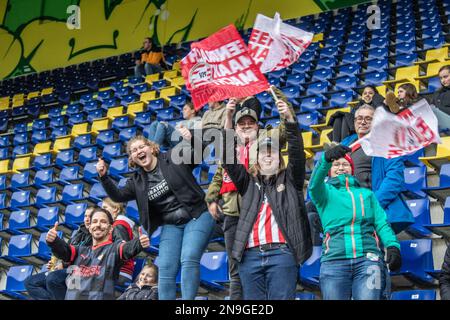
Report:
46,207,150,300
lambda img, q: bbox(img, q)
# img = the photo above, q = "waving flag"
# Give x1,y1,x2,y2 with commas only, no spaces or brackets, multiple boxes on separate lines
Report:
181,24,269,110
358,99,442,159
248,13,314,73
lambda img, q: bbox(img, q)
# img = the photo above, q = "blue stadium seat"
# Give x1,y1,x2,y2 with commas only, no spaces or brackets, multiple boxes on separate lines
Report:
328,90,354,108
34,168,55,188
73,134,93,150
119,126,137,143
157,108,179,121
395,53,418,67
168,94,187,108
341,52,362,65
54,149,76,168
334,75,358,91
13,144,30,158
115,86,131,98
424,164,450,202
78,146,98,165
369,37,390,49
125,200,139,223
395,42,416,55
367,47,389,60
13,132,29,145
21,207,59,236
344,42,364,53
20,232,57,266
132,83,150,95
396,32,416,44
285,74,306,87
134,111,153,128
95,129,116,147
0,147,10,160
32,119,49,130
199,252,229,290
49,116,66,128
9,191,32,212
0,265,33,299
31,154,52,170
121,94,138,105
281,86,301,103
59,166,81,184
35,187,58,208
102,142,123,161
66,103,83,115
83,100,99,112
9,171,31,191
0,135,11,147
51,126,69,139
255,91,272,104
0,234,31,267
405,199,432,237
1,210,30,236
86,109,105,122
61,203,87,231
316,57,337,69
89,182,107,201
299,246,321,289
365,58,389,72
79,93,95,104
391,290,436,300
0,175,7,191
297,113,319,132
81,162,99,184
363,71,388,86
101,97,120,109
14,123,28,134
291,61,312,74
306,81,329,97
61,183,87,205
109,157,132,179
311,69,334,82
403,166,427,198
111,115,130,131
336,64,361,77
422,36,445,50
68,113,86,125
390,239,434,285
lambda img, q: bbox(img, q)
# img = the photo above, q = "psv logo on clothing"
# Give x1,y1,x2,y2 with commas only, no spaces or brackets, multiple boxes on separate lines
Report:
277,184,285,192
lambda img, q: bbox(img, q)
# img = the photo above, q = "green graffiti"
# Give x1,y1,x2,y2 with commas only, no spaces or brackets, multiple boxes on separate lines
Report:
166,9,197,44
234,0,252,30
104,0,123,20
68,29,119,60
313,0,371,11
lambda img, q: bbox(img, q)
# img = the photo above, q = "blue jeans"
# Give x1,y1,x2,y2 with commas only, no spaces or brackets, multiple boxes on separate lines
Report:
134,63,162,77
157,211,215,300
147,121,177,148
25,269,67,300
238,245,298,300
320,256,386,300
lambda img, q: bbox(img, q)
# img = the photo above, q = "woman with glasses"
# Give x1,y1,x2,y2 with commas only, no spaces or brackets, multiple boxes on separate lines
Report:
308,144,401,300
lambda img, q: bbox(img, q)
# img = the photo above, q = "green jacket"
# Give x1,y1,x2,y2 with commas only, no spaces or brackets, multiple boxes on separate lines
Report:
308,154,400,262
205,86,295,216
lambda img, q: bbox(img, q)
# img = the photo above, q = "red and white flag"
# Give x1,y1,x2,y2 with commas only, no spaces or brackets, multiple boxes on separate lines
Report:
248,13,314,74
358,99,442,159
181,24,269,110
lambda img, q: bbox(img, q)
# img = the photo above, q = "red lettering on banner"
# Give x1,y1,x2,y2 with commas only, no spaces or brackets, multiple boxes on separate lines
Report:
249,29,273,47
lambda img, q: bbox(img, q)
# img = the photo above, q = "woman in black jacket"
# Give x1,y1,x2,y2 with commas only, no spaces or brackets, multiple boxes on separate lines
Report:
97,130,215,300
222,100,312,300
440,244,450,300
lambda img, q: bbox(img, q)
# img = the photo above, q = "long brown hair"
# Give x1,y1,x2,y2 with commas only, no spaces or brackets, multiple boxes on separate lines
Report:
126,135,160,168
398,83,418,107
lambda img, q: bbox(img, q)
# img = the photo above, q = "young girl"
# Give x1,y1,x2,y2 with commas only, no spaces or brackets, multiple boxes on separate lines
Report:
221,100,312,300
308,144,401,300
384,82,419,113
117,264,159,300
97,133,215,300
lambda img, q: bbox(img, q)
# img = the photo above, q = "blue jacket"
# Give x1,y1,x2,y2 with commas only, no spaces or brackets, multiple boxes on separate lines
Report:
341,134,414,233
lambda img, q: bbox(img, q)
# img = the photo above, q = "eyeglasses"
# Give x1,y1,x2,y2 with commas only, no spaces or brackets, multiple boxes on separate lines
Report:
332,162,351,168
130,144,147,154
355,116,373,123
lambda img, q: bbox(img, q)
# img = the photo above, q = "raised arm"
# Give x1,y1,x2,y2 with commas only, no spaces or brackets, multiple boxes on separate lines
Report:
283,116,305,190
118,228,150,261
46,223,77,263
97,158,137,203
221,129,250,196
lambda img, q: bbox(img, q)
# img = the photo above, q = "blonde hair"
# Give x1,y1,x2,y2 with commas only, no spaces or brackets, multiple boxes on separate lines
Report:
126,135,160,168
142,263,158,281
248,151,286,177
103,197,124,216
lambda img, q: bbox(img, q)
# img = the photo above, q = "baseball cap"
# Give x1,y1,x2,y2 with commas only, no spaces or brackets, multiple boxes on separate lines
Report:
235,107,258,125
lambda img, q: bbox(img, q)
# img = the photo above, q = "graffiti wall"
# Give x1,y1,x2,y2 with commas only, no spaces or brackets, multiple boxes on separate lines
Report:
0,0,369,79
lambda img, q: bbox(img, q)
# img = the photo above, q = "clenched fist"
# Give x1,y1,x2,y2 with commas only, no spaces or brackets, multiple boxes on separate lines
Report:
96,157,108,177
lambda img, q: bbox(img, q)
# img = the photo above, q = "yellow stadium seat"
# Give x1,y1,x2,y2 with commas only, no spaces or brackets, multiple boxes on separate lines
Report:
419,137,450,170
310,128,332,152
0,159,11,174
140,91,157,103
13,93,24,101
310,107,351,133
384,65,420,88
312,33,323,42
305,149,314,159
0,104,9,111
91,118,110,134
41,87,54,95
172,61,181,71
163,70,179,80
394,80,420,93
71,123,90,136
106,106,124,119
12,100,24,108
170,76,185,88
53,137,72,153
33,141,52,155
302,132,313,150
376,85,387,97
160,86,179,101
126,102,145,118
27,91,40,100
415,61,449,80
145,74,160,84
415,47,449,65
282,154,289,165
13,156,31,172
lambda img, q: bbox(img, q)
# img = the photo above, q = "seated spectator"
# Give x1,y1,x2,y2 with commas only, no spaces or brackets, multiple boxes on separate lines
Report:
201,101,227,130
308,144,401,300
429,65,450,131
117,263,159,300
341,104,414,233
355,85,386,111
384,83,419,114
440,244,450,300
146,102,202,148
102,197,135,287
25,206,94,300
134,37,166,78
46,207,150,300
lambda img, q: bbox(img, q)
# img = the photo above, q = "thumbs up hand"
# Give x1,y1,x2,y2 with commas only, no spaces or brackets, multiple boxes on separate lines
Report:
46,222,59,243
177,125,192,141
138,227,150,249
96,157,108,177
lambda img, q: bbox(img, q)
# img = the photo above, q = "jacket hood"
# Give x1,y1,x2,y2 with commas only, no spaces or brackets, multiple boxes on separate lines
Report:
327,173,361,189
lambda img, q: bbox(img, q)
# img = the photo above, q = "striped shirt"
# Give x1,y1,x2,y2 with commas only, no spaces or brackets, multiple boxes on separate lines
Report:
246,194,286,248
